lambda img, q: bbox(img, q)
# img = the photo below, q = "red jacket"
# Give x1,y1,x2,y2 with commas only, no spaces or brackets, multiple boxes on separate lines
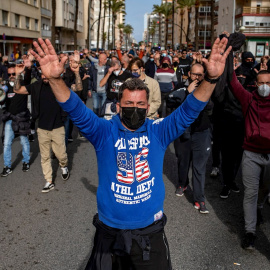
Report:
230,72,270,154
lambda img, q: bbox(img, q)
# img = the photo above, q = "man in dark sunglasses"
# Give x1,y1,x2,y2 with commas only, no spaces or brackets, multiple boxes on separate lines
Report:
0,62,31,177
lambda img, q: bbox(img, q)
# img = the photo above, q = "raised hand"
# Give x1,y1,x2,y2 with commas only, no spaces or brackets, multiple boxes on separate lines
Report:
15,64,25,75
202,37,232,79
30,38,68,80
22,55,32,68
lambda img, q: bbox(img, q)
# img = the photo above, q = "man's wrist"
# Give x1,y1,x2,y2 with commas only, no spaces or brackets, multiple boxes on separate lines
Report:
204,72,220,84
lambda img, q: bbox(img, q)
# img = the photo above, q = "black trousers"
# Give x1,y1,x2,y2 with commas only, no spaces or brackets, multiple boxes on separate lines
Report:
221,114,245,187
174,128,212,202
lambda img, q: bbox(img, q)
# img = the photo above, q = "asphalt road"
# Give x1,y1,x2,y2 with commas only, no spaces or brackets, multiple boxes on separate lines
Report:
0,99,270,270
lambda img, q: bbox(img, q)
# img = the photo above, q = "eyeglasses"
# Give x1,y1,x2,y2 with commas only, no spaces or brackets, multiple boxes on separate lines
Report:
8,73,16,77
191,73,203,77
257,82,270,86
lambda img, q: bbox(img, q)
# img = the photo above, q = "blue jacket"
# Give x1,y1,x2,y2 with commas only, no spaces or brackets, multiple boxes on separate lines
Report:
89,64,109,92
59,91,207,229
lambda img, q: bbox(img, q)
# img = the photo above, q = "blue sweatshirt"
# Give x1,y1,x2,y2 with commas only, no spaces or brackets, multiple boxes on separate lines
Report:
60,91,207,229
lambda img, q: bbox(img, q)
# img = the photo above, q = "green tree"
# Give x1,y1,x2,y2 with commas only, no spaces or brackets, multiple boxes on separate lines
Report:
74,0,79,50
176,0,196,45
123,24,133,50
97,0,102,50
51,0,56,48
118,23,125,45
159,2,173,49
152,4,162,45
109,0,126,49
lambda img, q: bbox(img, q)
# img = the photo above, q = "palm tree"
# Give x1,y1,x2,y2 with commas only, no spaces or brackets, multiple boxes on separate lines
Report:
195,0,200,51
123,24,133,51
210,0,215,45
104,0,111,49
51,0,56,48
97,0,102,50
148,27,156,43
86,0,91,48
176,0,196,44
118,23,125,44
102,1,107,49
102,32,107,49
74,0,79,50
159,2,173,49
110,0,126,49
152,4,162,46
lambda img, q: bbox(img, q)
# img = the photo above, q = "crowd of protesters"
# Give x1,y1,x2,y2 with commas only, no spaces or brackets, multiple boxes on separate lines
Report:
0,30,269,254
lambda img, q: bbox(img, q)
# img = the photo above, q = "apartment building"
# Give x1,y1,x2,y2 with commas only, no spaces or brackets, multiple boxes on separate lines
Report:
218,0,270,60
0,0,40,58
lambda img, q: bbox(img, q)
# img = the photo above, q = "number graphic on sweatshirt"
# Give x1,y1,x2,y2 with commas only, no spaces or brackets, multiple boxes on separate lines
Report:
116,148,150,184
117,152,135,184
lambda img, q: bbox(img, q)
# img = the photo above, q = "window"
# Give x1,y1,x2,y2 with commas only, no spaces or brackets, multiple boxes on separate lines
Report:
15,14,20,28
35,19,38,31
2,10,8,26
245,21,250,26
34,0,38,7
199,6,211,12
26,16,30,29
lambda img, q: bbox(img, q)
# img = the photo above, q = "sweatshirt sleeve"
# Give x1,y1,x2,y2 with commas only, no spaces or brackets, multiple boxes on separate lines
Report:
150,93,207,149
59,90,111,150
229,71,252,107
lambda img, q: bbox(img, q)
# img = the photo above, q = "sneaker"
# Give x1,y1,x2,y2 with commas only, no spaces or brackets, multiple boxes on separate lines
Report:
210,167,220,178
22,162,30,172
242,232,256,250
199,202,209,214
231,182,240,193
194,202,200,210
1,167,12,177
220,186,231,199
175,186,187,197
42,182,55,193
61,166,70,181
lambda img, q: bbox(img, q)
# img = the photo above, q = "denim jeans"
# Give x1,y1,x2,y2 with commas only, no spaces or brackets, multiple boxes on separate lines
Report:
92,91,106,116
3,120,30,168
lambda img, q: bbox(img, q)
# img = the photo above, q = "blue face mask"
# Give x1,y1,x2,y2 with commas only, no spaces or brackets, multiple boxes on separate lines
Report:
150,58,154,61
162,53,166,57
132,72,140,78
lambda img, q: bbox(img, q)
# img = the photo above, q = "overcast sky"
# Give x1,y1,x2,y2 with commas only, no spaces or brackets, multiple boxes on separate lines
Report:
125,0,160,42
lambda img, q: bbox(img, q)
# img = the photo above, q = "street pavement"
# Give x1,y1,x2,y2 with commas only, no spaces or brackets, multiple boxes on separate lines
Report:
0,99,270,270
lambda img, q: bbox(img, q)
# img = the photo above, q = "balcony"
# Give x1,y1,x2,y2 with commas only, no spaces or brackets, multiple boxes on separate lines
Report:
235,26,270,34
41,7,52,17
235,7,270,16
41,29,51,37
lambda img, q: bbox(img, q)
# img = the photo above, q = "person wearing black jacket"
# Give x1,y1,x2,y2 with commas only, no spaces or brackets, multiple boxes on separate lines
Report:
0,63,31,177
173,63,213,213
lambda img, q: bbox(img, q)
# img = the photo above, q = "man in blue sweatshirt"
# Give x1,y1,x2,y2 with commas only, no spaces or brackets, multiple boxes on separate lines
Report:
30,38,231,270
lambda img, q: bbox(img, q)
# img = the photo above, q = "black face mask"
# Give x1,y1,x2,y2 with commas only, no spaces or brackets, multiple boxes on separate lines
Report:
243,61,254,68
237,76,245,85
120,107,147,130
173,61,178,67
162,63,169,68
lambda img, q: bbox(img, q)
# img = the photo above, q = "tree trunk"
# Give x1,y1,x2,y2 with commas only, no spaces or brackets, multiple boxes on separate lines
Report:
74,0,79,50
86,0,91,48
97,0,102,50
102,1,106,49
186,7,191,43
180,12,183,48
107,1,111,49
195,1,199,51
51,0,56,48
112,14,116,49
165,18,168,49
158,13,161,46
210,0,215,45
172,0,175,49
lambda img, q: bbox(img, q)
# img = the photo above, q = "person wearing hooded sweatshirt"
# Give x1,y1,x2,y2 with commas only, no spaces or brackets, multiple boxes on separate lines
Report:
154,57,177,117
30,37,231,270
229,69,270,250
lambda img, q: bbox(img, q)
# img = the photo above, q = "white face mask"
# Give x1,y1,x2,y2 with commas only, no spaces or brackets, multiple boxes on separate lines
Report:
9,81,14,87
113,70,121,76
257,84,270,97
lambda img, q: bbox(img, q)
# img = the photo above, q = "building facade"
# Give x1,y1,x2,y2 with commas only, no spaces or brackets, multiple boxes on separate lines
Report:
0,0,40,58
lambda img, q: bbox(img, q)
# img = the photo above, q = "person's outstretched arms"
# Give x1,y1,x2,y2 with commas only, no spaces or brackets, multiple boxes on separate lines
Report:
30,38,70,102
193,37,232,102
